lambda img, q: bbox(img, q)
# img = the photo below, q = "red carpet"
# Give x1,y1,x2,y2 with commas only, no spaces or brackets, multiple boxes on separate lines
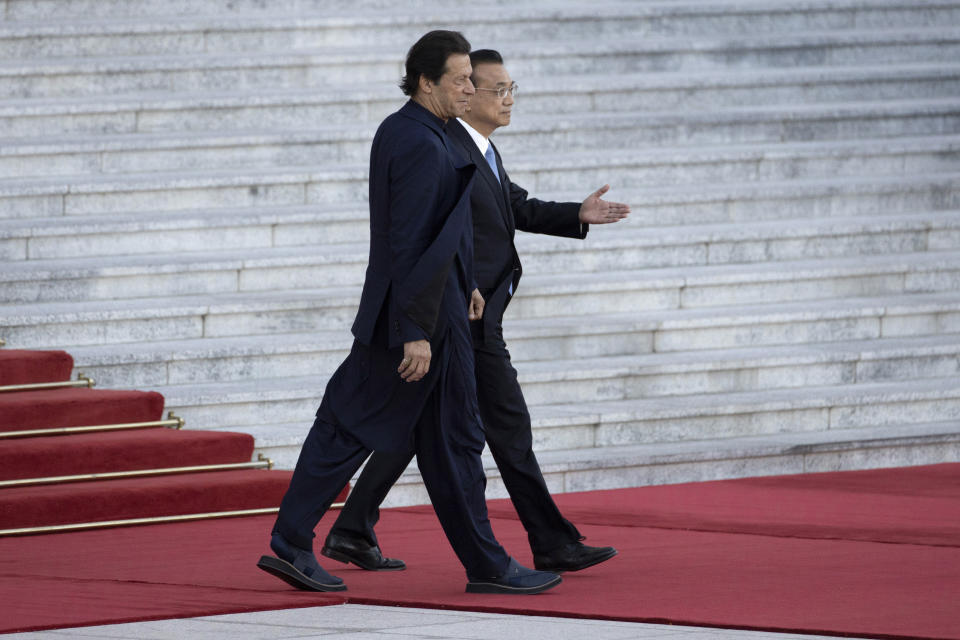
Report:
0,428,256,480
0,350,73,386
0,388,165,431
0,469,294,529
0,348,316,532
1,463,958,639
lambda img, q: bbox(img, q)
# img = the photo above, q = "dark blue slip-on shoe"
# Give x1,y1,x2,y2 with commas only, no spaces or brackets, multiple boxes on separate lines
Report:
257,533,346,592
466,557,562,594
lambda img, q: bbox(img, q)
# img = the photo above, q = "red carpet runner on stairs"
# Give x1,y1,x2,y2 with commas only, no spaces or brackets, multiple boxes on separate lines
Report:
1,464,958,639
0,348,345,532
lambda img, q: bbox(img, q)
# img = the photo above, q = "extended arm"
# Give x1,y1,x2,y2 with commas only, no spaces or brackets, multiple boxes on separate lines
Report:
509,180,630,238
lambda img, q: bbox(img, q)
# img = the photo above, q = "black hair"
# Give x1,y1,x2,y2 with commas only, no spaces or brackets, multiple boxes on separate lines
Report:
469,49,504,86
399,30,471,96
469,49,503,68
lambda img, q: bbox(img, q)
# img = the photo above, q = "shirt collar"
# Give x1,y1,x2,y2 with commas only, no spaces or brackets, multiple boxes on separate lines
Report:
457,117,490,155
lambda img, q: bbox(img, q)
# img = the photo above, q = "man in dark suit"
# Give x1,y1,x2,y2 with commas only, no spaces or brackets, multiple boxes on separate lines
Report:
257,33,561,596
322,49,630,575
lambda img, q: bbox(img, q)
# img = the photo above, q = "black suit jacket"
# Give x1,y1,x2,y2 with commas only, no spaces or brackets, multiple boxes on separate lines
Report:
318,101,479,452
445,118,587,347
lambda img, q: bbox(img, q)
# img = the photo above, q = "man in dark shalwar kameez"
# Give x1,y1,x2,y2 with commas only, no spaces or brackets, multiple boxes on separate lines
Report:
256,30,561,595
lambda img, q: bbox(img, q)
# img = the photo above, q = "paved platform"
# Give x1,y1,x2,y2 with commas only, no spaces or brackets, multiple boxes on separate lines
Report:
2,604,874,640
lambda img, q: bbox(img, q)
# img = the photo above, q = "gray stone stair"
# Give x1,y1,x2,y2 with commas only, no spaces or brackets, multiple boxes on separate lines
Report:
4,28,960,100
62,332,960,402
376,420,960,506
1,0,959,505
4,64,959,139
151,374,960,453
3,208,956,262
3,98,960,179
4,174,959,261
4,0,960,59
3,241,960,305
2,135,958,219
1,0,954,23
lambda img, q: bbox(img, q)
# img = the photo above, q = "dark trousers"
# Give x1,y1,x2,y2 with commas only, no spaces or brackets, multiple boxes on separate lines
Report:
274,328,510,579
331,326,582,555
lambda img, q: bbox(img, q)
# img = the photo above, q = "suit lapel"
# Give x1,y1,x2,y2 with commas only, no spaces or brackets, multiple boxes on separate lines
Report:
448,120,513,231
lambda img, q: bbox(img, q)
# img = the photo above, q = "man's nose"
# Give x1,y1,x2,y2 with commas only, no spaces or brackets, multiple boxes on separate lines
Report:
464,80,476,94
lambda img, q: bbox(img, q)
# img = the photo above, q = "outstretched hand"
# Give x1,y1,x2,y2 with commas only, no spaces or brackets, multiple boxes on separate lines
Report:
578,184,631,225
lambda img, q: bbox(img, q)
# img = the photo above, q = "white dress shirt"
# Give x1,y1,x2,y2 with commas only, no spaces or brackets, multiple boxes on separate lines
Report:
457,117,490,156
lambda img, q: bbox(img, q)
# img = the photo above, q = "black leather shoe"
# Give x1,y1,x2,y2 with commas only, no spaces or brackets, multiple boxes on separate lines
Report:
466,557,562,594
533,542,618,573
321,533,406,571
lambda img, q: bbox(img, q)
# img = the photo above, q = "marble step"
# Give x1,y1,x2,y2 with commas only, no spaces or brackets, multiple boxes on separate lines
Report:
2,0,951,23
509,251,960,318
341,420,960,507
156,373,960,439
3,98,960,179
3,27,958,99
2,218,958,302
4,0,958,58
3,173,957,261
2,134,957,219
509,134,960,194
2,287,956,357
510,334,960,406
2,204,955,268
3,63,957,138
64,330,960,402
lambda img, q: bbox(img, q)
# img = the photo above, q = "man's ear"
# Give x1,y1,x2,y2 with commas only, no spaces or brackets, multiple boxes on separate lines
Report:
418,75,433,95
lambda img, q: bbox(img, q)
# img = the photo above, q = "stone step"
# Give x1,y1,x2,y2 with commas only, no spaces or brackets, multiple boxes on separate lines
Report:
64,329,960,401
354,420,960,506
2,27,957,99
3,173,957,260
510,251,960,318
2,134,957,219
3,98,960,179
156,373,960,438
1,0,950,23
2,286,955,358
515,211,960,274
509,134,960,194
4,0,958,58
2,219,958,302
514,334,960,406
607,173,960,228
2,205,955,269
3,63,957,138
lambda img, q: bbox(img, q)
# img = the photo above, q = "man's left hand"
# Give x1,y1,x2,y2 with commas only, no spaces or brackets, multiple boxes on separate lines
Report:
469,288,485,321
579,184,631,224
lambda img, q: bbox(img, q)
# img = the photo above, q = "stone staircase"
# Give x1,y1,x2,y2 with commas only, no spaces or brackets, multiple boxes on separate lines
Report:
2,0,959,506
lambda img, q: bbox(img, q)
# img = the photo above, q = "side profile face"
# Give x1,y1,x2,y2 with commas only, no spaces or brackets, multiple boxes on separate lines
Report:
464,63,514,137
418,53,475,120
